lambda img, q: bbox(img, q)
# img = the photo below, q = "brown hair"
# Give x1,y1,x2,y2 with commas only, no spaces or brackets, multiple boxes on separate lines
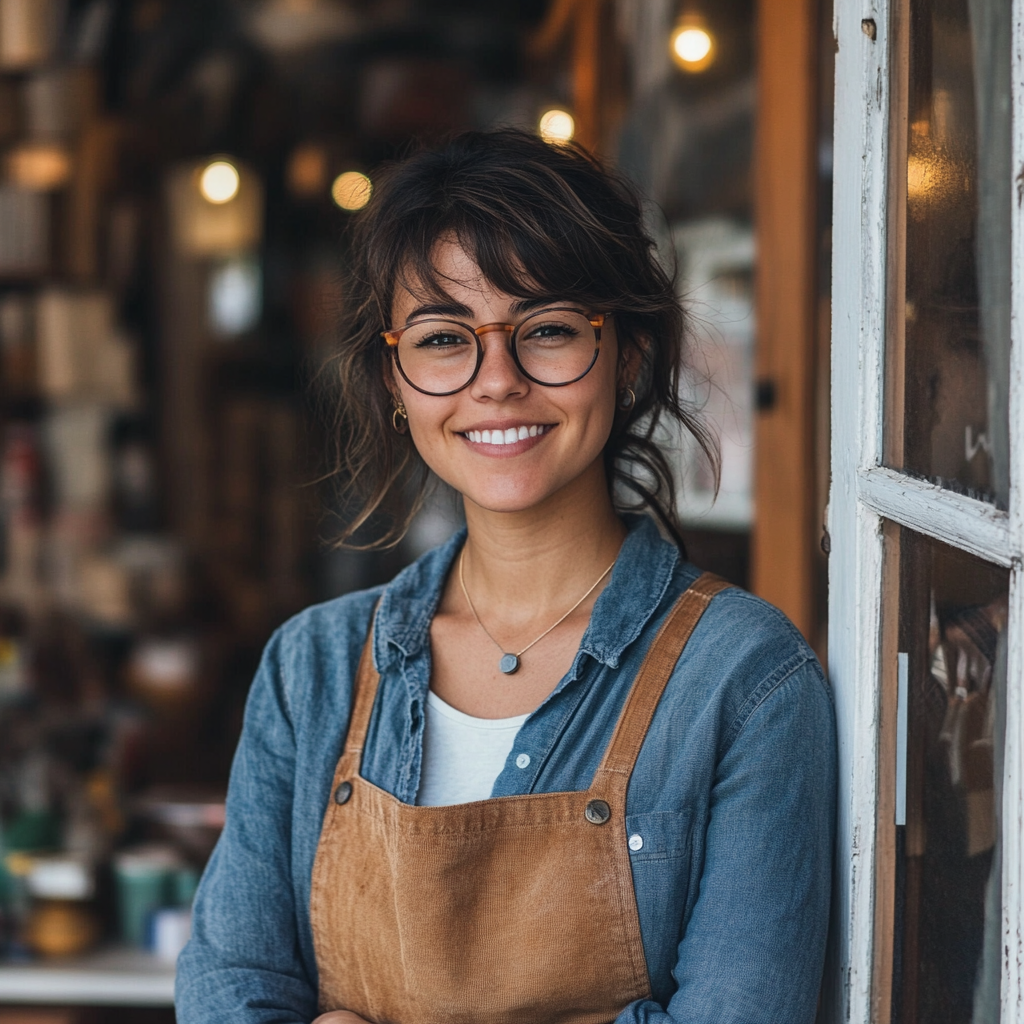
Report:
323,128,718,550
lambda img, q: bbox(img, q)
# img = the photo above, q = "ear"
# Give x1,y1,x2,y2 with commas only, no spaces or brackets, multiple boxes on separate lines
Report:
617,333,647,389
383,357,404,407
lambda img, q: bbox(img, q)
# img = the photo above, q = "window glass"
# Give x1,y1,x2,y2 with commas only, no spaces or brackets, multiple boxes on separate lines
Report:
886,526,1008,1022
887,0,1011,508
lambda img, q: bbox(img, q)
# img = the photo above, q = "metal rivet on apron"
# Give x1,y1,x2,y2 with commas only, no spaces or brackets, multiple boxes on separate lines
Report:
334,781,353,805
584,799,611,825
628,834,644,851
515,753,531,769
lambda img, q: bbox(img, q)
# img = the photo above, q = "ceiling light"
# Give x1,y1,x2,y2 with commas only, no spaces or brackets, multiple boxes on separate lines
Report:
538,108,575,144
670,16,715,72
199,160,240,204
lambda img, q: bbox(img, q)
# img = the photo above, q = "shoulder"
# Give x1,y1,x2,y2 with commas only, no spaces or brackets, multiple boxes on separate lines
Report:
248,587,383,729
664,567,832,746
273,586,383,664
256,529,462,716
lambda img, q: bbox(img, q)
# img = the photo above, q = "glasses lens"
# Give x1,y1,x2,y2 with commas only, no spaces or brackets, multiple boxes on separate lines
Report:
396,320,478,394
514,310,599,385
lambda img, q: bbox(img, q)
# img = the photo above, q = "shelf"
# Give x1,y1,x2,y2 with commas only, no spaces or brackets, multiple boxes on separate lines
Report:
0,947,174,1006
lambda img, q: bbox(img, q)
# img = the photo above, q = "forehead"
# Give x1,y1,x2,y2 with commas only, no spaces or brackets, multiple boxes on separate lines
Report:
391,237,523,321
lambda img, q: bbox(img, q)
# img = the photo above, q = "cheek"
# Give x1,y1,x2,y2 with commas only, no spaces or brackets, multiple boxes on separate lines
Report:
401,395,457,456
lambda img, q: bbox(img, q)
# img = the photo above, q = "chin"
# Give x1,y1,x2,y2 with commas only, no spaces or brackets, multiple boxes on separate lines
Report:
458,476,564,515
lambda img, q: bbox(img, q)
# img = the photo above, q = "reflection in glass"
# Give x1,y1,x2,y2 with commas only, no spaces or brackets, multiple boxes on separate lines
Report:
888,528,1008,1022
888,0,1011,507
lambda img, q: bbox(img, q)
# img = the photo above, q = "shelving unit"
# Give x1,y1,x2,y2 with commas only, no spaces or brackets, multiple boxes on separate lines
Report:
0,947,174,1006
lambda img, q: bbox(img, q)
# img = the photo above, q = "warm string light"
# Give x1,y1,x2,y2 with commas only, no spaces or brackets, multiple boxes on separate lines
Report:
331,171,372,210
199,160,240,204
670,15,715,72
538,108,575,144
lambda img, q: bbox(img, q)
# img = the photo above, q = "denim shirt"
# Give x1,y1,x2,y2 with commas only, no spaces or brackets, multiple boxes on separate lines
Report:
175,515,837,1024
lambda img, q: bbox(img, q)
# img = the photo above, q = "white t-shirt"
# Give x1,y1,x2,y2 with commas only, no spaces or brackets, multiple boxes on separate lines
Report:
417,690,531,806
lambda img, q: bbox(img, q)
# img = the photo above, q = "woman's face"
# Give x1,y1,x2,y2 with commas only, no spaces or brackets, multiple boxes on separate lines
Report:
389,239,623,517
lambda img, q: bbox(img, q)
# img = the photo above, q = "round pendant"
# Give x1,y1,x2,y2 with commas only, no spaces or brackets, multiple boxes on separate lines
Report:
499,653,520,675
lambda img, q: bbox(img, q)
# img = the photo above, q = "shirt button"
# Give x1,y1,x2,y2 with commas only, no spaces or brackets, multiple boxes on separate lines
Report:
515,753,531,769
334,781,353,805
628,833,644,852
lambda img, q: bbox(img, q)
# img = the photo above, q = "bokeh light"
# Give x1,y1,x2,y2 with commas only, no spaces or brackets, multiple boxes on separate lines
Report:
287,144,328,198
199,160,240,204
670,21,715,71
538,108,575,144
331,171,372,211
6,144,71,190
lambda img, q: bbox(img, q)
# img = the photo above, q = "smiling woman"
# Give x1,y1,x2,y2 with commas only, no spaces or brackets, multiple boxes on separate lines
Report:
175,130,837,1024
328,128,716,551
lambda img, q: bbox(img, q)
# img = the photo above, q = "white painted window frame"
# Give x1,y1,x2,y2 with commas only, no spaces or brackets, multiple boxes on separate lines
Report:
827,0,1024,1019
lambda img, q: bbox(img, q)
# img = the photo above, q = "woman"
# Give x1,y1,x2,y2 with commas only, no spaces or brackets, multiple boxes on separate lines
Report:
176,129,836,1024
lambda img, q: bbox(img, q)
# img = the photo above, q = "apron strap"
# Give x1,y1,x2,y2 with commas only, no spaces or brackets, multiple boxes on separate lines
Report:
343,611,382,758
594,572,731,782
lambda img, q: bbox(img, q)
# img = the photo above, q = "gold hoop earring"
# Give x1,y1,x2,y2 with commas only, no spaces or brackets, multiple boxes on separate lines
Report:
617,386,636,411
392,402,408,434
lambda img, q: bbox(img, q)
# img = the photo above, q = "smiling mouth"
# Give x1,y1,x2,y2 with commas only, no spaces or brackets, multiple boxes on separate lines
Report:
461,424,553,446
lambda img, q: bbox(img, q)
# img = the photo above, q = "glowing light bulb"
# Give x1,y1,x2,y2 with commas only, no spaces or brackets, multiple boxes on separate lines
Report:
332,171,372,211
538,108,575,144
670,18,715,72
199,160,240,204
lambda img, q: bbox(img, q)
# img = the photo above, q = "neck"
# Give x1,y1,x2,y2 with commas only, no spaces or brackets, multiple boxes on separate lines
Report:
460,460,626,621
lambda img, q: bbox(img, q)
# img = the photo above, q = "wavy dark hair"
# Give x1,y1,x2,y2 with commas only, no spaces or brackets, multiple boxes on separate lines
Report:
324,128,718,550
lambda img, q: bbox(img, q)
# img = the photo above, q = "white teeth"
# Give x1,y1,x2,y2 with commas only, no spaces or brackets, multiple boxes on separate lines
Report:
465,425,548,445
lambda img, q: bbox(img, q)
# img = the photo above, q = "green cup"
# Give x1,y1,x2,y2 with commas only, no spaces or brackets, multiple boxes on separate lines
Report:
113,847,180,948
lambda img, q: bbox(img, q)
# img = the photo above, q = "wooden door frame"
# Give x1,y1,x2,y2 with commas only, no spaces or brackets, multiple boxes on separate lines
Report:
752,0,822,642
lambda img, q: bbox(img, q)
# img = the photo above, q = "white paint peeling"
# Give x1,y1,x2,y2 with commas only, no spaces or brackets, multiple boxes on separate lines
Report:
858,467,1016,566
830,0,1024,1014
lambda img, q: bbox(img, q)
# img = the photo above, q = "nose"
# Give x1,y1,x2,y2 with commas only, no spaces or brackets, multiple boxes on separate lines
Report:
469,327,528,401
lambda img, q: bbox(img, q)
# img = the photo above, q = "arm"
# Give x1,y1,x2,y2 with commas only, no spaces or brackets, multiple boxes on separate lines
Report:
176,630,319,1024
619,660,837,1024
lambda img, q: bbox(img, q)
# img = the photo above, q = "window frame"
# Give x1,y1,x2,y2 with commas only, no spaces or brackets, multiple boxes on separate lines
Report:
827,0,1024,1019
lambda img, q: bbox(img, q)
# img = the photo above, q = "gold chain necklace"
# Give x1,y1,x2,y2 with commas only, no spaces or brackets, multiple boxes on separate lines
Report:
458,548,617,675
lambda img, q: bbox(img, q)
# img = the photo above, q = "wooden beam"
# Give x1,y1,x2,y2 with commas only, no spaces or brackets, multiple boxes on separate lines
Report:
752,0,820,638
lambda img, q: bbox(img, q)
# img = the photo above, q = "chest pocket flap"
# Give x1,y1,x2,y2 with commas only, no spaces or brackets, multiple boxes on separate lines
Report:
623,809,693,862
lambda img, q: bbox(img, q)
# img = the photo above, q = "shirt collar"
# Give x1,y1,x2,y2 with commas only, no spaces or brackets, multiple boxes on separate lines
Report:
374,514,681,672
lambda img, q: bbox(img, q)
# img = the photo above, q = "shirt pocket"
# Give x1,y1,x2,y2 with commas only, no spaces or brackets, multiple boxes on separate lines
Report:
623,809,693,863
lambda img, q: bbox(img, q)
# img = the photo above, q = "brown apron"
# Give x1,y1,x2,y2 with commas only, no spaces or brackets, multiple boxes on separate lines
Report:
310,572,729,1024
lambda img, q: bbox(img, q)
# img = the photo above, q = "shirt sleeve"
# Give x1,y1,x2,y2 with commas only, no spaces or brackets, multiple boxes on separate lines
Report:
175,629,319,1024
615,659,837,1024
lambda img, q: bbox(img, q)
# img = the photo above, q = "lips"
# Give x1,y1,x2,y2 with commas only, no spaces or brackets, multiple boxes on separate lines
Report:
461,424,552,446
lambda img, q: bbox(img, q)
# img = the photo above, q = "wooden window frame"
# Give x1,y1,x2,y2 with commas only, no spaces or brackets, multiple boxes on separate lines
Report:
827,0,1024,1020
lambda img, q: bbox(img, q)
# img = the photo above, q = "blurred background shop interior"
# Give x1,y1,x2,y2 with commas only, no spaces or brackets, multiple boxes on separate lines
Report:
0,0,835,1020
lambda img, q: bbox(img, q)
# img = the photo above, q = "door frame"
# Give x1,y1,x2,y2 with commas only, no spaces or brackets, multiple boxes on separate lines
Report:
827,0,1024,1019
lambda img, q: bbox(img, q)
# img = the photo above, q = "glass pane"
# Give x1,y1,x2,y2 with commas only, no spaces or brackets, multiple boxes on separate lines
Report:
887,527,1008,1022
887,0,1011,507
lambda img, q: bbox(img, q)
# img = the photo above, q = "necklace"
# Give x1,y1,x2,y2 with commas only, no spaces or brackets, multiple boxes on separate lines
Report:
459,548,617,675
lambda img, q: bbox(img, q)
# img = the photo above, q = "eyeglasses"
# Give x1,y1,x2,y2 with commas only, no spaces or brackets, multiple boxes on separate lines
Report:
382,307,605,397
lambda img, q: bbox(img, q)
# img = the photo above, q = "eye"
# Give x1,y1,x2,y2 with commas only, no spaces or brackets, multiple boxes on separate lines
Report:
413,330,471,349
522,320,580,341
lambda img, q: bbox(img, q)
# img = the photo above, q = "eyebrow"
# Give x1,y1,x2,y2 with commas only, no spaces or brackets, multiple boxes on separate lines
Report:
403,296,576,324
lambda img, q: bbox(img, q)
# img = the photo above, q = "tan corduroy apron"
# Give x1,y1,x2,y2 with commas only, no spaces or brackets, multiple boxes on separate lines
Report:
310,572,730,1024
